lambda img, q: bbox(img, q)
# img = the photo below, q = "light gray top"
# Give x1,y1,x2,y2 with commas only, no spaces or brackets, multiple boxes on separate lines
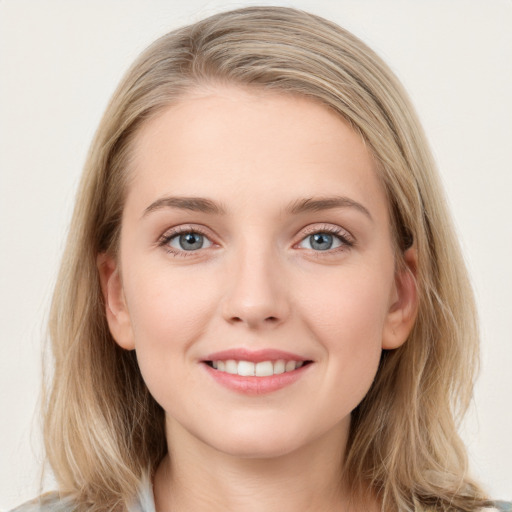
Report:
9,480,511,512
8,476,155,512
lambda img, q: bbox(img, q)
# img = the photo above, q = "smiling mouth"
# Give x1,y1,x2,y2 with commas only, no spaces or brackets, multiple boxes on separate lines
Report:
204,359,313,377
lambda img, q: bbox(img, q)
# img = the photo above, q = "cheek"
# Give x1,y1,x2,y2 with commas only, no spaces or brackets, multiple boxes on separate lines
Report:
298,264,393,396
301,263,392,342
124,256,220,337
121,263,219,399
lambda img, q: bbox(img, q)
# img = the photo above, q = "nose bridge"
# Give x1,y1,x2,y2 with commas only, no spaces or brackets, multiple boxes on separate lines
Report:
221,236,289,328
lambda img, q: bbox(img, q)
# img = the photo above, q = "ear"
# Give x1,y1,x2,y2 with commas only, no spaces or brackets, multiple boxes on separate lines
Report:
382,247,418,350
97,252,135,350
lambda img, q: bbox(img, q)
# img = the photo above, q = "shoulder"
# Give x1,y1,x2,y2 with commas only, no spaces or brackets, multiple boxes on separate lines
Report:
8,480,154,512
8,477,154,512
8,492,76,512
492,502,512,512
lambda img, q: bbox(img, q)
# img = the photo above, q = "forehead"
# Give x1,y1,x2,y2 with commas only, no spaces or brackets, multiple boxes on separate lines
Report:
126,86,388,221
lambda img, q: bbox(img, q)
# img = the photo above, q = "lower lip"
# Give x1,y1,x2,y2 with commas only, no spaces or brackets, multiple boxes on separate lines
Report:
203,363,311,395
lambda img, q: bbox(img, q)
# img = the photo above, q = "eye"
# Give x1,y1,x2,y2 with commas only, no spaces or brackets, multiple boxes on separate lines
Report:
167,231,213,251
296,228,354,252
298,232,340,251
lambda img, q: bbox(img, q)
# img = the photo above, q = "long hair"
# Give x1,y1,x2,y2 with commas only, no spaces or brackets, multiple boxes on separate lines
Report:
45,7,488,511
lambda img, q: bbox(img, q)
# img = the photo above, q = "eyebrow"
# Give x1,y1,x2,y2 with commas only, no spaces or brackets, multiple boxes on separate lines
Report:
142,194,372,220
142,196,226,217
287,196,373,221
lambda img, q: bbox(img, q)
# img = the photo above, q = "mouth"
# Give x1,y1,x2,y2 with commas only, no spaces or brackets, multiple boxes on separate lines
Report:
204,359,313,377
201,349,313,394
201,347,314,395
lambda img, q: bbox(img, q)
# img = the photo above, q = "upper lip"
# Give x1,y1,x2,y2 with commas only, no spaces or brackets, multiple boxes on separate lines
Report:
203,348,310,363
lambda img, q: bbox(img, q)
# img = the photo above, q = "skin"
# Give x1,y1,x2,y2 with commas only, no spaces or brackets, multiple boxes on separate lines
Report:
99,86,417,512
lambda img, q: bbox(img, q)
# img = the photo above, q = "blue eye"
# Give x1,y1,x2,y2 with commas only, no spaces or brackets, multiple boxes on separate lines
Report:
168,232,213,251
298,231,347,251
310,233,334,251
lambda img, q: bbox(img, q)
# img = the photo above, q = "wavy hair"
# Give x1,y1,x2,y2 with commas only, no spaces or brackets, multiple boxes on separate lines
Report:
45,7,489,511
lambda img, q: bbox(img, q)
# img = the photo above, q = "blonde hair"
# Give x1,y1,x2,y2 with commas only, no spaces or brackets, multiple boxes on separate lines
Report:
45,6,489,511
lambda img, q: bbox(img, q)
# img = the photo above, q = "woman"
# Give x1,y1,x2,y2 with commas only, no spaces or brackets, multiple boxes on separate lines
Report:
10,6,511,512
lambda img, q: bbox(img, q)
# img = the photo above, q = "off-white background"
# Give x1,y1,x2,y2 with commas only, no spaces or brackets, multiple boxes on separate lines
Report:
1,0,511,509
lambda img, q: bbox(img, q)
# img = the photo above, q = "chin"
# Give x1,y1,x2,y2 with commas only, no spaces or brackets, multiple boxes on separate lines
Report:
199,420,319,460
215,436,305,459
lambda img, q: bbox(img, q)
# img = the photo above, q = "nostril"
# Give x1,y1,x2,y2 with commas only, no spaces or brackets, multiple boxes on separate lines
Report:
226,313,283,327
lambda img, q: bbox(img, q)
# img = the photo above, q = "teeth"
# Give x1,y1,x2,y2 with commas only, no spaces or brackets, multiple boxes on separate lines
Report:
238,361,255,376
273,360,285,374
255,361,273,377
210,359,306,376
225,360,238,374
285,360,296,372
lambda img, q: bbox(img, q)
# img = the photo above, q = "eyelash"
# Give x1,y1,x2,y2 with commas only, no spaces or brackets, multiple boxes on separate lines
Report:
158,225,214,257
296,225,355,255
157,224,355,258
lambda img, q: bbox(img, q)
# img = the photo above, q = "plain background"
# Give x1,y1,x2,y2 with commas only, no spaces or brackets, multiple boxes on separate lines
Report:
1,0,511,509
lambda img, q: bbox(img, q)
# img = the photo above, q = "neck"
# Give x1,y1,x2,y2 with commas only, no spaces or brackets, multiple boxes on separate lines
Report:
153,418,375,512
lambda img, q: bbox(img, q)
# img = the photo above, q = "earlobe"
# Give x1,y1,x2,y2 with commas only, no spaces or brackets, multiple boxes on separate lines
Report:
382,248,418,350
97,253,135,350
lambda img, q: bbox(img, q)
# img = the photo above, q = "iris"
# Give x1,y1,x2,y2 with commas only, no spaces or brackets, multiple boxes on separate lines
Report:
310,233,333,251
179,233,204,251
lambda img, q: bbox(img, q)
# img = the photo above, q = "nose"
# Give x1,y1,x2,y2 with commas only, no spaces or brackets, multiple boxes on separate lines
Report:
221,244,290,329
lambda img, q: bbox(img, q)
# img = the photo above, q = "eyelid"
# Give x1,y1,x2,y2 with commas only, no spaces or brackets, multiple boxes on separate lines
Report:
294,223,355,251
168,232,213,250
156,222,355,257
298,223,354,241
157,224,218,256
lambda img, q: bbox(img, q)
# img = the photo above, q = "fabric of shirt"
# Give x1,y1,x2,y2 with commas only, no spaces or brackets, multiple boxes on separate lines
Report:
8,481,512,512
8,476,154,512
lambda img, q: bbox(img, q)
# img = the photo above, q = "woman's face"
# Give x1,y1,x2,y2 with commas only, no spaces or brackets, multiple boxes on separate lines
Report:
101,86,416,459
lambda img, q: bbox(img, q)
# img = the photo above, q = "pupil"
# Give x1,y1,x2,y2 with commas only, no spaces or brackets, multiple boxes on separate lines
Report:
311,233,333,250
180,233,203,250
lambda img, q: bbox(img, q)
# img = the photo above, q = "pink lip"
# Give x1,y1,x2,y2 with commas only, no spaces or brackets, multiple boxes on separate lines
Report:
201,348,313,395
203,348,309,363
203,363,311,395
